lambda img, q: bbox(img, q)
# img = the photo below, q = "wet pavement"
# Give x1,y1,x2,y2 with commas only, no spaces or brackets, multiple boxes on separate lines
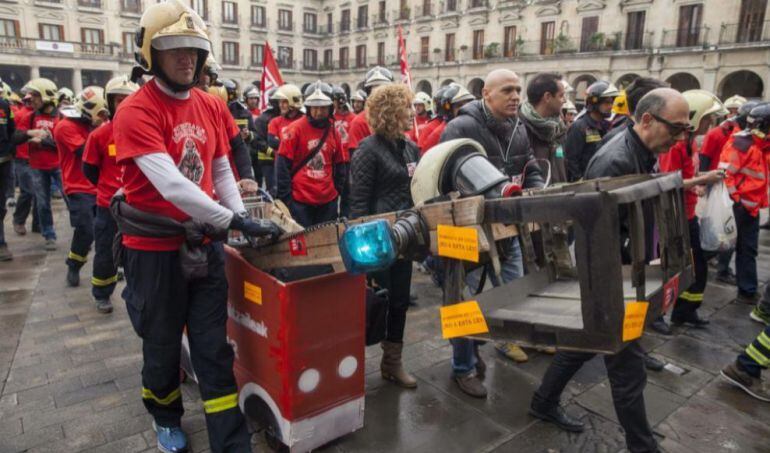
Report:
1,200,769,453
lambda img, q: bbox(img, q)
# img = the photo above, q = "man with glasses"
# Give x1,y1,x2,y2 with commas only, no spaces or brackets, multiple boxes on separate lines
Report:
530,88,690,453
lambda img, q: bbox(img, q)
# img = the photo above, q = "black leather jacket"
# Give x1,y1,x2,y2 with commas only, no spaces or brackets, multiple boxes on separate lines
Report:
350,134,419,218
439,100,544,189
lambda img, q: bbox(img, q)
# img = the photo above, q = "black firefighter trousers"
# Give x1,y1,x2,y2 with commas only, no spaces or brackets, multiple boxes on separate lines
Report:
122,242,250,453
531,341,658,453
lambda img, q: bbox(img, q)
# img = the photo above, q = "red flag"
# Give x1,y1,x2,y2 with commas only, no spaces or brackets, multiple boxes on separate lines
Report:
260,42,284,111
397,25,419,139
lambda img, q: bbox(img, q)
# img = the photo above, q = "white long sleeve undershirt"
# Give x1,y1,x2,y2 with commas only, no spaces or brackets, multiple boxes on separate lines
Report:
135,153,244,230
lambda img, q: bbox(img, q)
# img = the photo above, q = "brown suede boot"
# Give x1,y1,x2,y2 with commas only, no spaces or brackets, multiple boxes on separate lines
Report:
380,341,417,388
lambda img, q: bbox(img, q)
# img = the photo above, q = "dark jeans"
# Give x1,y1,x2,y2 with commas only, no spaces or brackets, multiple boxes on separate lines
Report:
65,193,96,269
12,159,38,229
370,259,412,343
532,341,657,453
738,284,770,377
673,217,708,317
289,199,338,227
92,206,118,300
31,168,61,240
716,249,734,276
734,204,759,295
259,161,275,195
122,243,250,453
0,160,12,245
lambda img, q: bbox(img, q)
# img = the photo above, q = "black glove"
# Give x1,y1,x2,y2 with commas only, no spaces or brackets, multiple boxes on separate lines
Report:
229,212,283,241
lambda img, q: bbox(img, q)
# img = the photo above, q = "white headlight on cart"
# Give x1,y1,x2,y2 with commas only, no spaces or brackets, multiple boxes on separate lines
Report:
338,356,358,378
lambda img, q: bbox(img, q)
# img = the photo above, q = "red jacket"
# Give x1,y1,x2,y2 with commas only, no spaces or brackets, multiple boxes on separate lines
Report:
701,120,738,171
720,132,769,217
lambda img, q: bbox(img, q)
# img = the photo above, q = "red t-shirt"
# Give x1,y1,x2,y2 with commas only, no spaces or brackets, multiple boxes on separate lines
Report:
267,114,302,142
334,110,355,159
54,118,96,196
659,140,697,220
12,107,30,160
278,116,346,205
82,121,122,208
420,121,447,155
113,80,230,251
418,118,445,154
347,111,372,151
220,108,242,179
16,110,58,169
700,121,737,171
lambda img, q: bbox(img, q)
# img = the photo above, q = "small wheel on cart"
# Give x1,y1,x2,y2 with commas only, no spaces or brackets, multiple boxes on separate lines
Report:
264,422,288,453
244,394,289,452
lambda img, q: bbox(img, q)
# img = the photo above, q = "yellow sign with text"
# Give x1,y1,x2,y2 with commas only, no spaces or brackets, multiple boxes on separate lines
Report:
437,225,479,263
244,282,262,305
622,301,649,342
440,301,489,339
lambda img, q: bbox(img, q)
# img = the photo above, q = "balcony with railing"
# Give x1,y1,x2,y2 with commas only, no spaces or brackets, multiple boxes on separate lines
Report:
466,0,489,12
0,36,119,58
356,15,369,30
438,0,461,16
372,13,389,28
275,20,294,34
661,27,710,49
719,21,770,45
339,19,351,34
415,2,434,20
394,8,410,22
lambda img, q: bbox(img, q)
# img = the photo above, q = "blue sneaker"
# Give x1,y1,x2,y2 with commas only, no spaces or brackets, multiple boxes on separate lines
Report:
152,421,189,453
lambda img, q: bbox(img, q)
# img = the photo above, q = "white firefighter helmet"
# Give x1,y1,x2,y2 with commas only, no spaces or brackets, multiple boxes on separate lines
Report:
25,78,58,105
62,86,108,125
682,89,728,130
562,99,577,114
413,91,433,112
105,75,140,97
723,95,747,110
411,138,488,206
304,87,333,108
275,84,303,109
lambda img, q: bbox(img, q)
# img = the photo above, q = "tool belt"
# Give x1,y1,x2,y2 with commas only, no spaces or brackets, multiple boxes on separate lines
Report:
110,191,227,280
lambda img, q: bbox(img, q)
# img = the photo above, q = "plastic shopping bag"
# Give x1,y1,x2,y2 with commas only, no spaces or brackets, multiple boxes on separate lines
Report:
696,182,737,252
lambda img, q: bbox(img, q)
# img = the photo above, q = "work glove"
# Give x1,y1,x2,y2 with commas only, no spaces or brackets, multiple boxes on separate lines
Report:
229,212,284,241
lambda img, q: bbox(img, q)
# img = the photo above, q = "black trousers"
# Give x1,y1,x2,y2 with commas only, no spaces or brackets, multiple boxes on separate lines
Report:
673,217,708,317
370,259,412,343
91,206,118,300
532,341,657,453
65,193,96,269
122,242,250,453
734,204,759,296
289,199,338,227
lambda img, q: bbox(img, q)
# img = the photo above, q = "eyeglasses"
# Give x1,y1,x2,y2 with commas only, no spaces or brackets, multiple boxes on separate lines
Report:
650,113,694,137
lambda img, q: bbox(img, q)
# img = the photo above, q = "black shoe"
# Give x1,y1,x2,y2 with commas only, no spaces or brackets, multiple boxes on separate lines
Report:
454,373,488,398
529,404,585,433
671,311,710,328
649,317,672,336
66,266,80,287
736,292,761,305
644,354,665,372
95,298,113,314
716,272,737,286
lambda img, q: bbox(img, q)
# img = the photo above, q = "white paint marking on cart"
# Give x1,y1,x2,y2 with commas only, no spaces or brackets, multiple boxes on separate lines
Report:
227,306,268,338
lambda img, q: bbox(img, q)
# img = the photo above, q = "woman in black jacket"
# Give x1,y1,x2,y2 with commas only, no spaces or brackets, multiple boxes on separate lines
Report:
350,84,419,388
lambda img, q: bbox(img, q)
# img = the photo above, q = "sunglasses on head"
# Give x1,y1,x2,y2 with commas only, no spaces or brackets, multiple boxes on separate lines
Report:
650,113,694,136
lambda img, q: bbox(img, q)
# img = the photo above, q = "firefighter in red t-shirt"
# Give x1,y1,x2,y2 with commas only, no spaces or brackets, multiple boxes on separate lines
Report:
347,66,394,152
10,97,37,236
82,76,139,314
276,81,347,227
406,91,432,143
112,2,280,451
658,90,725,327
266,84,303,160
53,86,108,288
11,78,60,250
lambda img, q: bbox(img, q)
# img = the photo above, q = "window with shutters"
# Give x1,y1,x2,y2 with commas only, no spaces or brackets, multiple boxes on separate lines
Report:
738,0,767,42
540,21,555,55
121,0,141,13
377,42,385,65
304,12,317,33
378,1,386,22
625,11,646,49
676,4,703,46
251,44,264,65
251,5,265,26
339,47,349,69
420,36,429,63
39,23,64,41
356,44,366,67
191,0,207,20
327,13,333,33
278,9,293,31
580,16,599,51
222,1,237,24
472,29,484,59
445,33,455,61
0,19,19,42
222,41,239,65
503,25,517,57
341,9,351,32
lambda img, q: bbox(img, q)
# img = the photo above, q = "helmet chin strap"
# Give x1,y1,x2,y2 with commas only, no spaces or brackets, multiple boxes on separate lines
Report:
150,49,205,93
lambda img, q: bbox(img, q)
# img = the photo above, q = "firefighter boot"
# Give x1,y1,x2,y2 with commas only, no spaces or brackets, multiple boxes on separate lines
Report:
380,341,417,388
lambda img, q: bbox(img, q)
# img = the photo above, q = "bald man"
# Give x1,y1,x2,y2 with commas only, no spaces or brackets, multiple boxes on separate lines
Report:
530,88,691,453
439,69,544,398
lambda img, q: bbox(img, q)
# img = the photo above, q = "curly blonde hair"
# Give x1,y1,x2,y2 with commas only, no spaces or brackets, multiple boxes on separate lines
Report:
366,84,414,140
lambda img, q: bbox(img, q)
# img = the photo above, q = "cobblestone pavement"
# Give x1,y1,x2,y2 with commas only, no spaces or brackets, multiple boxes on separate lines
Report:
1,200,770,453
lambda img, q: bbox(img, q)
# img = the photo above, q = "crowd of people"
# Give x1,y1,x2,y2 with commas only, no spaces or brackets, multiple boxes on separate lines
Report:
1,1,770,452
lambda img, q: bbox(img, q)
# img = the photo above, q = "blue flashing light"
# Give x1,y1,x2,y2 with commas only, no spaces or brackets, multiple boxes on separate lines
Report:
339,220,397,274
